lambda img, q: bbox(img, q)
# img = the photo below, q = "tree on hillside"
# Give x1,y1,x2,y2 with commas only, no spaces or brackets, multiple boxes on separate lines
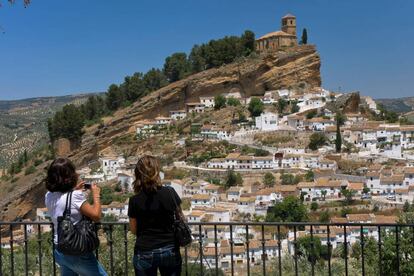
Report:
163,52,191,82
263,172,275,187
301,28,308,45
266,196,308,222
241,30,256,55
248,97,264,117
342,188,356,205
122,73,145,102
227,97,241,106
143,68,168,93
188,45,207,73
304,170,314,181
225,169,238,189
335,112,346,153
48,104,85,144
214,95,226,110
277,98,287,114
105,84,124,111
290,100,300,113
308,132,327,150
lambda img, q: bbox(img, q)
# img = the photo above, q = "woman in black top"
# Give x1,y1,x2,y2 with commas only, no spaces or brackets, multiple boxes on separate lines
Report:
128,155,183,276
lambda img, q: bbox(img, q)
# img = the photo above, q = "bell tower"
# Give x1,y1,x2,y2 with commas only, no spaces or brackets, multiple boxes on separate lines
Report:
281,13,296,36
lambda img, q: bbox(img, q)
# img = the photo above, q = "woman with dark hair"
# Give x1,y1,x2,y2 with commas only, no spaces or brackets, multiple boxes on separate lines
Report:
45,158,107,276
128,155,184,276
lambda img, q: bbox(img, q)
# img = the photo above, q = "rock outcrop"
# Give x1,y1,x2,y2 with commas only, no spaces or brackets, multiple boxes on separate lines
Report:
326,92,361,114
69,45,321,166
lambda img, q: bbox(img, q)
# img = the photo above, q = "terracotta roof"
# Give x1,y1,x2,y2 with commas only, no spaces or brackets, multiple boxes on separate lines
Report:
330,217,348,223
257,30,296,40
346,214,374,222
189,210,205,217
374,215,398,224
239,197,255,203
404,167,414,175
348,182,364,191
380,175,404,183
395,188,408,194
282,13,296,19
226,153,241,159
221,245,245,255
192,194,211,200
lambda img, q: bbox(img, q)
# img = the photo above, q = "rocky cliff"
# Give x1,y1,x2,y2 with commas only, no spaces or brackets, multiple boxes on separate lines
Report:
0,45,321,221
71,45,321,165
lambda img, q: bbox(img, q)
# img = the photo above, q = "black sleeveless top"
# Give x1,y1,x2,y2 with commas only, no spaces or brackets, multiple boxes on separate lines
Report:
128,186,181,252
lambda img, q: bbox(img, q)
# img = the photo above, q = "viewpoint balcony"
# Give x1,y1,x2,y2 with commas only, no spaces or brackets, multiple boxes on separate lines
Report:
0,221,411,275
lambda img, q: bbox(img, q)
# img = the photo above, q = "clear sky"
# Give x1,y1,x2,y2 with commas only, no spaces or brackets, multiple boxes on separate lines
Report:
0,0,413,100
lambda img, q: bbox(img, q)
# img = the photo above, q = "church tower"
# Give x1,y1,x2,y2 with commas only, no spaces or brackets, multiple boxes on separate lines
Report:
281,13,296,36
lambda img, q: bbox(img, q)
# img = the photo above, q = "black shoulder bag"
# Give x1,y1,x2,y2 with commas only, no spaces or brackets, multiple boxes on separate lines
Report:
168,187,192,247
57,191,100,255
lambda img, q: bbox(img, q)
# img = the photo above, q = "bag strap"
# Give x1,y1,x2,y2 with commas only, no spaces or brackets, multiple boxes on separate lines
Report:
63,191,73,218
167,186,179,220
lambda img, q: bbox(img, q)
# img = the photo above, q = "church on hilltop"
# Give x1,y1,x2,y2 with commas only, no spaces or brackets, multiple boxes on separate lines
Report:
256,13,297,52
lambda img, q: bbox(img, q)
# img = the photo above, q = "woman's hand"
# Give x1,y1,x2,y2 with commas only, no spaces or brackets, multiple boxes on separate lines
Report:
75,180,85,190
80,183,102,222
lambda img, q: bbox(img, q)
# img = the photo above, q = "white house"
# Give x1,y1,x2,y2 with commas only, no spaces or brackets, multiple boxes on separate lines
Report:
191,194,217,208
199,96,215,108
100,156,125,180
155,116,172,126
163,179,184,198
255,112,279,131
186,102,205,113
170,110,187,120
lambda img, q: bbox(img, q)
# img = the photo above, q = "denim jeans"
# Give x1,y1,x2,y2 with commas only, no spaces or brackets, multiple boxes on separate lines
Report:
54,249,108,276
133,245,182,276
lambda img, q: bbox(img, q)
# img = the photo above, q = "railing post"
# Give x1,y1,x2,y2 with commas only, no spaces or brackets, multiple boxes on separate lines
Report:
229,224,234,276
327,225,332,276
214,224,219,275
277,225,282,276
109,224,114,276
343,225,348,276
24,224,28,276
310,225,315,276
378,226,382,276
198,224,203,275
360,225,365,276
245,225,250,276
37,224,42,276
10,225,14,276
395,226,400,276
123,224,128,276
293,225,298,276
261,224,266,276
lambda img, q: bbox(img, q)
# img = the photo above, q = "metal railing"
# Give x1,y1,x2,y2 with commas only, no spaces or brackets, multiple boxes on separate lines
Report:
0,221,413,276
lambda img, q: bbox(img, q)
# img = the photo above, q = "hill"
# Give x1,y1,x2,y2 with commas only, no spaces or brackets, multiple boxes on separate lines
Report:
0,45,321,221
0,93,102,169
376,97,414,113
70,45,321,166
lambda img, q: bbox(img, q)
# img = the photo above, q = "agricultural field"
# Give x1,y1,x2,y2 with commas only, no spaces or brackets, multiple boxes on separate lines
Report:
0,94,99,169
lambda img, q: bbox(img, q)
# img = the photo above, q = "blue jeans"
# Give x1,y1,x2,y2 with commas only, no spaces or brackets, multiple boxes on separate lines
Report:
133,245,182,276
54,249,108,276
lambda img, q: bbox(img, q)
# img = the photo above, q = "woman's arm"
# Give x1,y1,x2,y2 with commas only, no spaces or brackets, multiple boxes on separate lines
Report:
80,184,101,222
129,218,137,235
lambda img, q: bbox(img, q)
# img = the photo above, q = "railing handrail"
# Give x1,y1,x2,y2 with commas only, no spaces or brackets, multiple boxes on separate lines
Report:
1,221,412,227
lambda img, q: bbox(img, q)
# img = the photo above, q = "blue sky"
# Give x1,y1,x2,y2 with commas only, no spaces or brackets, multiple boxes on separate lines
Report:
0,0,413,100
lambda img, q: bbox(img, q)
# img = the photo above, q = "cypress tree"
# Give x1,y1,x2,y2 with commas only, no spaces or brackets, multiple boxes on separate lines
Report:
335,123,342,153
301,28,308,45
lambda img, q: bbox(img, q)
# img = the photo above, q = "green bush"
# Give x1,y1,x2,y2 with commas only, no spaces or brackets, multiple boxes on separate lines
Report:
24,166,36,175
